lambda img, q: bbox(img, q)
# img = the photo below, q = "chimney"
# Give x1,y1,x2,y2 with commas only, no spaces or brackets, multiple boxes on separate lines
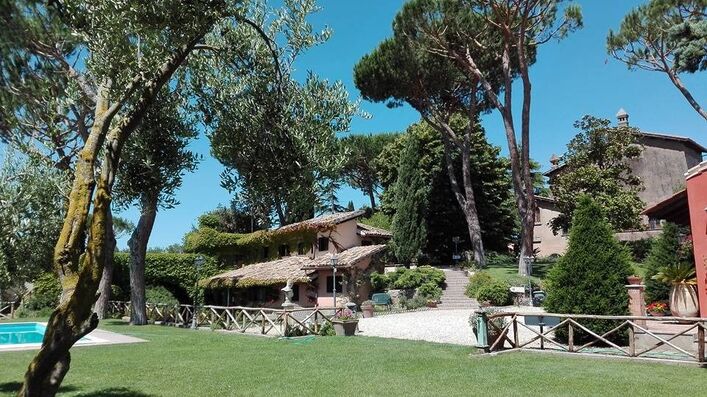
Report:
616,108,629,127
549,153,560,167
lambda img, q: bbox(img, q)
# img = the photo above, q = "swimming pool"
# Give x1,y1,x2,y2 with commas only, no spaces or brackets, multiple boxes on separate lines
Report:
0,322,109,351
0,322,46,345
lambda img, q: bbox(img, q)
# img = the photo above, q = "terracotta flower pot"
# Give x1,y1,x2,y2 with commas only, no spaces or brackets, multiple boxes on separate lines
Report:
669,283,699,318
426,301,438,308
361,305,375,318
332,320,358,336
648,311,665,317
627,275,642,285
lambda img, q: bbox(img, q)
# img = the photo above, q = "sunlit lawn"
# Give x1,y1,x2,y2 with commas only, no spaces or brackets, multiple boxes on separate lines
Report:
1,320,705,396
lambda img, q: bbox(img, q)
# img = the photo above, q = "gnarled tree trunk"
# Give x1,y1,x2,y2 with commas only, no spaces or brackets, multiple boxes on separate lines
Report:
127,196,158,325
94,209,116,320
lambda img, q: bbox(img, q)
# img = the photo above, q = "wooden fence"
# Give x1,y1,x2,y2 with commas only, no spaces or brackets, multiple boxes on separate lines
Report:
107,301,340,337
0,301,15,320
479,311,706,364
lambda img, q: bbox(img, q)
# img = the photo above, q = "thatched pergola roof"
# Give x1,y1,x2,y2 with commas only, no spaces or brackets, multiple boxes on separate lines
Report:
201,256,315,289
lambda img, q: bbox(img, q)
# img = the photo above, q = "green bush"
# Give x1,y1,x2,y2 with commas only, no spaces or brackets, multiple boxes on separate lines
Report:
544,196,632,344
24,273,62,310
145,285,179,306
465,271,494,298
392,266,445,289
399,295,427,310
371,266,445,291
475,281,512,306
370,272,388,292
643,223,692,303
112,253,220,303
621,238,654,263
417,282,442,301
319,321,336,336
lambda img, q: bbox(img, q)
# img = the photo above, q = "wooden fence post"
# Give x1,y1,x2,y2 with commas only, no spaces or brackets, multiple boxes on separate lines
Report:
698,323,705,363
513,316,519,348
628,323,636,357
568,320,574,353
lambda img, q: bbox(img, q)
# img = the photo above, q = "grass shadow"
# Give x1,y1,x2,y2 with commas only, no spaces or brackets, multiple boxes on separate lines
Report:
76,387,156,397
0,381,79,394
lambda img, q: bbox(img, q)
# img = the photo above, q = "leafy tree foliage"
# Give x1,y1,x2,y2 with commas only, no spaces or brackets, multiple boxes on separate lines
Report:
0,149,69,290
608,0,707,121
549,116,644,233
198,202,268,234
374,0,581,274
377,120,515,264
644,223,694,303
545,196,633,344
112,92,200,325
193,2,358,226
339,133,398,209
2,0,328,393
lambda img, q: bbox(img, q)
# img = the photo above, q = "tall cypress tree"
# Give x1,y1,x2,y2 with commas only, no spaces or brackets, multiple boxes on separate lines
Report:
545,196,633,343
391,135,429,265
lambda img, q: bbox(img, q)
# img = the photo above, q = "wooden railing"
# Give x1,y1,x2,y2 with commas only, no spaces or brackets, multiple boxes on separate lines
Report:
106,301,341,337
478,311,706,364
0,301,15,320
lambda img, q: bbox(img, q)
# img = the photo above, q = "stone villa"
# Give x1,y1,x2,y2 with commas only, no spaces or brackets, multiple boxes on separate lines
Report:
533,109,706,256
201,210,391,308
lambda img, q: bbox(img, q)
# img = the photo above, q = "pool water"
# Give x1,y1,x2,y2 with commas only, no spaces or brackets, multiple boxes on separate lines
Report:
0,323,46,345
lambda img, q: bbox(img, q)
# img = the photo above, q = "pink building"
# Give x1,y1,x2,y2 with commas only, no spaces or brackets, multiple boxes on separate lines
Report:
644,161,707,317
202,211,390,308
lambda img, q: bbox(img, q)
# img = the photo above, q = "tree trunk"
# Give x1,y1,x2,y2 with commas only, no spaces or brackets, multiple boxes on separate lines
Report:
19,31,206,396
367,186,377,210
666,69,707,122
127,197,158,326
94,209,116,320
517,204,534,276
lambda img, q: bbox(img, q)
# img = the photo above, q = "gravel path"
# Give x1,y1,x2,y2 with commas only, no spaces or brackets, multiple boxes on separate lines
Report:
358,306,547,346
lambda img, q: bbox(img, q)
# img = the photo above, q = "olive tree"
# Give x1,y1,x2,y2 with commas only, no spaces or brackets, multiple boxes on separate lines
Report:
3,1,323,394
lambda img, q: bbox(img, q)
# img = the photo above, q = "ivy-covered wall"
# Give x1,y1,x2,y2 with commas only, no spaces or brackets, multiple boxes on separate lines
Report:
112,253,222,303
183,225,320,266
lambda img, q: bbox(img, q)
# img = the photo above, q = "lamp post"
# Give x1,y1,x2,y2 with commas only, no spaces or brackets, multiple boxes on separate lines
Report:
522,255,534,306
191,255,205,330
452,236,460,265
331,254,338,311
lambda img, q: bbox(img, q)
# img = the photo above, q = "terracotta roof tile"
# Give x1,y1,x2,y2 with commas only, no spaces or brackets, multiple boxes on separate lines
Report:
302,245,387,269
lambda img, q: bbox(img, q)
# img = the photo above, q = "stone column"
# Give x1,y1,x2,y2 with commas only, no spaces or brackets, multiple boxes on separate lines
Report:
626,284,646,327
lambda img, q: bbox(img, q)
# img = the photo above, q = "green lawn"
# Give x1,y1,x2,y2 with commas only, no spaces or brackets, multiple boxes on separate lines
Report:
482,259,553,286
1,320,705,396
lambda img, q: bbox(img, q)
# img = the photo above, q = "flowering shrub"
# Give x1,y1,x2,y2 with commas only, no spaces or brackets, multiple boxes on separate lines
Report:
335,309,356,321
646,302,668,313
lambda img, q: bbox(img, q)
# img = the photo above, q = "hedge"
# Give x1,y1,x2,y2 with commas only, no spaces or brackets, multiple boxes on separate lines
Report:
112,253,221,303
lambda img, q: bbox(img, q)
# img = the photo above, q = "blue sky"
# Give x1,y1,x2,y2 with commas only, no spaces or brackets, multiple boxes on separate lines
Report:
117,0,707,249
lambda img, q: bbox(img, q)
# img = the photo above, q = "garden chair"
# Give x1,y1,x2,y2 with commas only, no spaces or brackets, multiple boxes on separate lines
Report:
371,293,392,310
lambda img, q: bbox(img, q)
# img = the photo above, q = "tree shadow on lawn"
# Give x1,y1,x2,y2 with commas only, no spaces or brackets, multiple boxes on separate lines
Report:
76,387,156,397
0,382,153,397
0,381,78,394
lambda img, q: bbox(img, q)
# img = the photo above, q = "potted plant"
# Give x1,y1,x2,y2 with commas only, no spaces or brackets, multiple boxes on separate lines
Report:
646,302,668,317
360,300,375,318
426,299,438,308
331,309,358,336
627,275,642,285
652,263,699,318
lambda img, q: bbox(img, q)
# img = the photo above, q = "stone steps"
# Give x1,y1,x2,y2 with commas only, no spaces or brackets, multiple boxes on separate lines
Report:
438,269,478,310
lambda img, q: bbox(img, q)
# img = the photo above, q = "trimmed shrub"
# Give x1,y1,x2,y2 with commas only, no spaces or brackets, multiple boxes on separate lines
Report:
399,295,427,310
417,281,442,301
465,271,494,298
145,285,179,306
371,266,445,291
621,238,654,263
485,252,515,268
475,281,512,306
24,273,62,310
544,196,632,344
